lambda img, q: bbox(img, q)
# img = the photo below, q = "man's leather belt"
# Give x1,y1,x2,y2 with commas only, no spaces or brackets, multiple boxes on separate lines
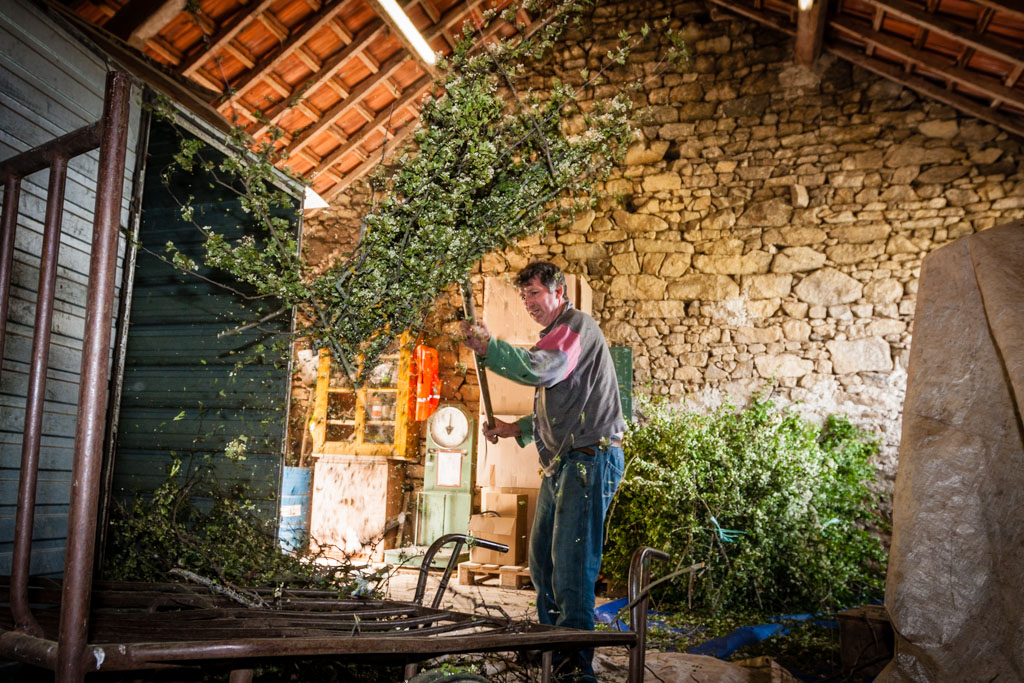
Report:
573,438,622,457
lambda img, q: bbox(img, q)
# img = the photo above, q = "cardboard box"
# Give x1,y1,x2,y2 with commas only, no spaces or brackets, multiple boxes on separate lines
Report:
477,414,543,490
483,489,536,565
468,514,519,565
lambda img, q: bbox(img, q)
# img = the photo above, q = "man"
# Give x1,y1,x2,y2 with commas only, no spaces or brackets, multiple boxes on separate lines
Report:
461,261,625,682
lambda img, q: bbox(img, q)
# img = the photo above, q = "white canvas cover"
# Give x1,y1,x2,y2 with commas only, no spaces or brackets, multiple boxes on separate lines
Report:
879,221,1024,681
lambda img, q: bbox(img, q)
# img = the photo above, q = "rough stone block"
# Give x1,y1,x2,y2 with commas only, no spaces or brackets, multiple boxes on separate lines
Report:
754,353,814,378
693,251,773,275
667,275,739,301
772,247,826,273
742,273,793,299
826,337,893,374
794,268,863,305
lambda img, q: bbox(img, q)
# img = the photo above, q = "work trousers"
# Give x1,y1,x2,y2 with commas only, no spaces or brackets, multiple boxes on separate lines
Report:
529,444,625,681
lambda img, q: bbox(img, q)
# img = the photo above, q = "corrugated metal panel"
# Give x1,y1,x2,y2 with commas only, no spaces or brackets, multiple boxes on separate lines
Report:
110,117,295,522
0,0,141,577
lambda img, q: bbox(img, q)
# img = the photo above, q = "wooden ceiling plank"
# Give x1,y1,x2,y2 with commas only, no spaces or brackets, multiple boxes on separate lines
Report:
707,0,795,37
976,7,995,33
832,15,1024,110
266,72,293,98
181,0,277,77
284,50,410,155
861,0,1024,68
223,40,257,69
1006,63,1024,89
321,117,417,199
103,0,186,46
312,74,430,177
419,0,440,24
295,45,324,72
146,35,184,64
424,0,487,42
329,17,354,43
355,102,376,121
830,42,1024,139
219,0,349,106
258,11,290,42
326,77,350,98
363,0,438,75
191,67,226,93
971,0,1024,24
795,0,829,66
247,19,388,138
359,51,381,73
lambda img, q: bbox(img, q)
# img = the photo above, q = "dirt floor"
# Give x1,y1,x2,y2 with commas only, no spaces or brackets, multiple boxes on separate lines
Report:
380,566,807,683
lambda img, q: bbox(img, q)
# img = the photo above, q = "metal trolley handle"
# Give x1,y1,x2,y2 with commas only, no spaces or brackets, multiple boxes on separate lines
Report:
413,533,509,608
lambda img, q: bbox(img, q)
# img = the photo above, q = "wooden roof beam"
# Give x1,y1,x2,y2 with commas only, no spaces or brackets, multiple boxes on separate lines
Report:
971,0,1024,24
832,14,1024,111
363,0,438,76
861,0,1024,68
247,19,389,139
831,42,1024,139
795,0,828,66
218,0,349,107
103,0,185,48
181,0,277,77
310,74,430,178
283,50,410,156
321,118,418,199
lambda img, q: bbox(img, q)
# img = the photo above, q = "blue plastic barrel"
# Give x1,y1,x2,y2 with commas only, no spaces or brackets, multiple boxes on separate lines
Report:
278,466,312,553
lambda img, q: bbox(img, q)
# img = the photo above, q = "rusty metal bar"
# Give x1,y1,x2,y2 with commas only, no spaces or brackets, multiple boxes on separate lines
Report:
0,124,102,182
0,178,21,381
55,70,132,683
11,156,69,639
627,546,669,683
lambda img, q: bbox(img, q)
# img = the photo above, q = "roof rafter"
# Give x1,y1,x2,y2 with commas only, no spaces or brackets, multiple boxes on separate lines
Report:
248,18,389,138
310,74,432,177
861,0,1024,68
832,14,1024,110
180,0,278,77
283,49,411,156
832,42,1024,138
217,0,351,107
321,117,419,199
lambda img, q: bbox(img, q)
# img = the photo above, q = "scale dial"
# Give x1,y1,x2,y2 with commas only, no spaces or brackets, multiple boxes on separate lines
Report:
429,404,470,448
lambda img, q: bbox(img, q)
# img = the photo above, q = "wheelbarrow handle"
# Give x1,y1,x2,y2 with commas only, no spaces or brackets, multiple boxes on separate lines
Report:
414,534,509,609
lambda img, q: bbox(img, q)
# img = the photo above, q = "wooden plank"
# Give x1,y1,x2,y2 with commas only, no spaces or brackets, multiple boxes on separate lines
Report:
861,0,1024,67
831,14,1024,110
829,43,1024,139
248,19,388,139
221,0,350,105
180,0,277,77
795,0,828,66
311,74,431,178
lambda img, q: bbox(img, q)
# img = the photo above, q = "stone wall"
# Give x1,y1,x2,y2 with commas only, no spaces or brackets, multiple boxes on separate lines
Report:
303,0,1024,502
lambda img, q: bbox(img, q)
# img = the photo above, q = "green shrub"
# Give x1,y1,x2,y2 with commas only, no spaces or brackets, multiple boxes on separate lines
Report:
104,454,384,597
604,394,887,616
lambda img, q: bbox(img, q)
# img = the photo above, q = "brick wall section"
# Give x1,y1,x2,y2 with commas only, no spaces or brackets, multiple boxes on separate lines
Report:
303,0,1024,505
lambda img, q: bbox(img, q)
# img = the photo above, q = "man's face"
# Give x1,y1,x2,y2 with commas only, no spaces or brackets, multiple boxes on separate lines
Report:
519,276,564,327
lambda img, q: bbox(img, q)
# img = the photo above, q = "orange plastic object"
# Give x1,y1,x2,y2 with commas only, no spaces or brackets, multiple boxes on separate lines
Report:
410,345,441,421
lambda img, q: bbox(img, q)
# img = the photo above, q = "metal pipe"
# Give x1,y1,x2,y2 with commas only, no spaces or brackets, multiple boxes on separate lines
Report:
461,279,494,431
0,178,21,377
56,70,132,683
413,533,508,607
11,155,69,638
0,123,102,181
627,546,669,683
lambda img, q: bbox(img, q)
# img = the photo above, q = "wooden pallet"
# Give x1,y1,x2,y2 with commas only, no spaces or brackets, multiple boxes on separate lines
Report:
457,562,532,589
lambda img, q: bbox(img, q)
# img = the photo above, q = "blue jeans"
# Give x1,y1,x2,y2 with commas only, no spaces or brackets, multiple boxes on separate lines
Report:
529,444,625,680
